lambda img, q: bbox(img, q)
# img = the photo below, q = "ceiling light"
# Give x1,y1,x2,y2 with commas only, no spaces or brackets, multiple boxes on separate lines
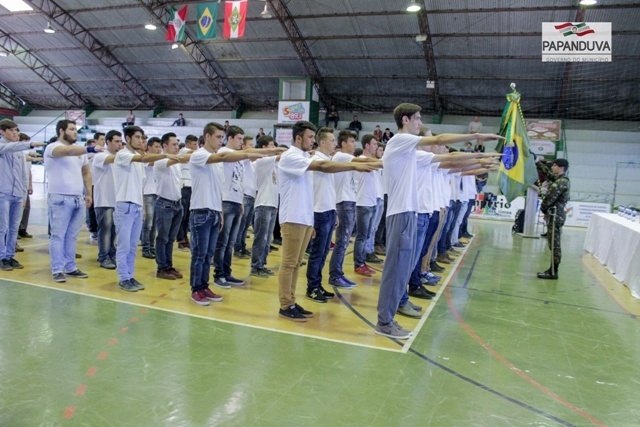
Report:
406,0,421,12
145,23,157,30
260,3,272,19
579,0,597,5
44,21,55,34
0,0,33,12
171,43,179,50
0,51,8,57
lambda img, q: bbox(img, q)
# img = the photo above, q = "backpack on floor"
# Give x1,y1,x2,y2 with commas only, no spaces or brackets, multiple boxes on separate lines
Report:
512,209,525,234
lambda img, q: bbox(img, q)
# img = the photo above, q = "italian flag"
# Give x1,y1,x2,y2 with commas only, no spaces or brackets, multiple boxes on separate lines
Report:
166,5,188,42
223,0,247,39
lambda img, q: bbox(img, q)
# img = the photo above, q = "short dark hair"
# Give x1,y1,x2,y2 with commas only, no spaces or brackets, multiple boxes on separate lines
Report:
243,135,254,144
0,119,18,131
553,158,569,170
93,132,105,140
337,130,356,147
393,103,421,129
203,122,224,136
19,132,30,141
316,127,334,143
361,134,376,149
292,121,317,141
185,134,198,143
227,125,245,139
124,125,143,140
147,136,161,149
106,130,122,142
56,119,76,136
161,132,177,146
256,135,274,148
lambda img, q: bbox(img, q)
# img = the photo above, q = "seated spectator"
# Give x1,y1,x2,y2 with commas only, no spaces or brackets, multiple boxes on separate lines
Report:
256,128,266,139
172,113,186,127
381,128,394,143
373,125,383,142
122,110,135,128
347,115,363,138
325,104,339,128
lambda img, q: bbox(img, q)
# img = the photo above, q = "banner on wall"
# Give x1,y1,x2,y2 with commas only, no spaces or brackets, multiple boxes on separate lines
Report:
564,201,611,227
471,193,525,220
275,127,293,147
277,101,310,123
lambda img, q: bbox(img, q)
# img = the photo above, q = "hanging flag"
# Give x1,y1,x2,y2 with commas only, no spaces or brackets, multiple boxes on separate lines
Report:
165,5,188,43
197,3,218,40
223,0,248,39
495,88,538,202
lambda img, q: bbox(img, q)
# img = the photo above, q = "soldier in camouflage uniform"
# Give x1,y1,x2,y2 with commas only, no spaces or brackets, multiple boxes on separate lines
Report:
537,158,570,280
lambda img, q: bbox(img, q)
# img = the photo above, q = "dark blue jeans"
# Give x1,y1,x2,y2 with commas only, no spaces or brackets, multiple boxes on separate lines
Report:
437,201,456,255
250,205,277,271
235,195,255,252
214,201,242,279
408,212,439,289
189,209,221,292
141,194,156,252
306,209,336,290
177,186,191,242
154,197,183,270
329,201,356,280
460,198,475,236
354,205,376,267
399,213,428,307
95,206,116,263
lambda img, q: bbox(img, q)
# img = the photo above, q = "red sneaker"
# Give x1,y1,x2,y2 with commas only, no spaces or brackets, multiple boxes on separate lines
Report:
202,287,223,302
363,264,377,275
191,290,211,306
355,265,374,276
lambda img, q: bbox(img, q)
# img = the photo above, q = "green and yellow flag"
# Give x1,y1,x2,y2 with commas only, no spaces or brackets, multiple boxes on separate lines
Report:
197,3,218,40
495,88,538,202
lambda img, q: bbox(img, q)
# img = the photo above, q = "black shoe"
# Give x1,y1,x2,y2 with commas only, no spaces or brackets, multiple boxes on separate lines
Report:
318,285,335,299
306,288,328,303
142,251,155,259
430,261,445,272
18,231,33,238
294,303,314,318
0,259,13,271
66,269,88,278
461,233,473,239
365,253,383,264
7,258,24,269
269,244,279,251
278,305,308,322
537,271,558,280
272,238,282,245
409,285,435,300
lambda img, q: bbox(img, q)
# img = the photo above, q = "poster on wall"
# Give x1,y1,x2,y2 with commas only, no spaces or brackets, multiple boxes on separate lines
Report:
525,119,561,141
275,127,293,147
564,201,611,227
471,193,525,220
277,101,310,123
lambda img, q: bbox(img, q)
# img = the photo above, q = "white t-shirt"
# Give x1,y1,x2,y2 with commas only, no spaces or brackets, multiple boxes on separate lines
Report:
429,163,442,211
277,145,313,226
254,156,278,208
242,159,257,197
375,170,384,199
416,151,435,213
143,163,156,195
189,147,224,211
450,174,462,201
44,142,88,196
332,151,356,203
382,133,420,216
461,174,477,200
113,148,145,205
92,151,116,208
178,147,192,188
439,169,452,206
311,151,335,213
154,159,182,201
355,155,377,207
218,146,244,204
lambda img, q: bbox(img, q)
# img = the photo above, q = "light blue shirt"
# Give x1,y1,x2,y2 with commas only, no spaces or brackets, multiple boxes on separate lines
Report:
0,137,30,198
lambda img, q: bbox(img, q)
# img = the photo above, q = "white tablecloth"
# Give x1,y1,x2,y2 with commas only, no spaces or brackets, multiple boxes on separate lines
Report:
584,213,640,298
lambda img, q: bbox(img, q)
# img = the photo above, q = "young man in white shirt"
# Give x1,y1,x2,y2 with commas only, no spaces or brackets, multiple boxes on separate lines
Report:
92,130,122,270
277,121,380,322
234,135,257,258
154,132,188,280
44,120,98,282
113,126,178,292
141,137,161,259
376,103,501,339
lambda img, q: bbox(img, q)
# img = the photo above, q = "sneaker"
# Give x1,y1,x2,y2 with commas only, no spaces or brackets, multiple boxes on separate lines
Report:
75,253,82,259
318,285,335,299
365,253,383,264
294,303,314,318
461,233,474,239
272,238,282,245
430,261,445,272
278,305,308,322
18,230,33,238
100,259,117,270
342,276,357,286
354,264,374,277
235,248,251,258
374,245,386,256
0,259,13,271
328,276,356,289
130,278,145,290
168,267,183,279
306,288,328,303
397,303,422,318
226,275,245,286
363,264,377,274
251,268,270,278
142,251,155,259
261,267,275,276
407,300,423,312
409,285,435,300
214,277,231,289
66,269,88,278
421,272,440,285
436,255,451,265
375,321,412,339
15,243,24,252
452,242,465,248
202,287,223,302
191,290,211,306
156,269,176,280
537,270,558,280
7,258,23,269
52,272,66,282
269,245,279,252
118,279,138,292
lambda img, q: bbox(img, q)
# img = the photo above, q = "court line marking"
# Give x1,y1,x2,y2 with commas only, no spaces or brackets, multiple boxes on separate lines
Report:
0,277,403,354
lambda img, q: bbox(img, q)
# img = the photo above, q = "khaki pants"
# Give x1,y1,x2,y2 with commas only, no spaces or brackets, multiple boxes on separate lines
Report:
278,223,313,309
422,207,447,271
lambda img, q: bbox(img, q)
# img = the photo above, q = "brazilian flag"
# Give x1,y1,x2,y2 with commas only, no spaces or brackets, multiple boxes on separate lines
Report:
495,89,538,202
197,3,218,40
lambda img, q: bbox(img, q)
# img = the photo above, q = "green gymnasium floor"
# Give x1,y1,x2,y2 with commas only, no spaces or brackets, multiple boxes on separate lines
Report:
2,214,640,427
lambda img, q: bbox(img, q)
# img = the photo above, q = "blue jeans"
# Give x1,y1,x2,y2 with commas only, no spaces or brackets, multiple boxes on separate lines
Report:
460,198,475,236
0,192,24,260
177,186,191,242
450,200,468,245
437,201,455,255
214,201,242,279
235,195,255,252
95,207,116,263
251,205,277,271
366,198,383,254
154,197,183,270
407,213,432,292
329,201,356,280
48,194,84,274
377,212,417,325
189,209,221,292
141,194,156,252
354,205,376,267
115,201,143,282
306,210,336,290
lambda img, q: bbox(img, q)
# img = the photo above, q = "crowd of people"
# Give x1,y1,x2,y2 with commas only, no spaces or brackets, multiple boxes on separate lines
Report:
0,105,503,339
